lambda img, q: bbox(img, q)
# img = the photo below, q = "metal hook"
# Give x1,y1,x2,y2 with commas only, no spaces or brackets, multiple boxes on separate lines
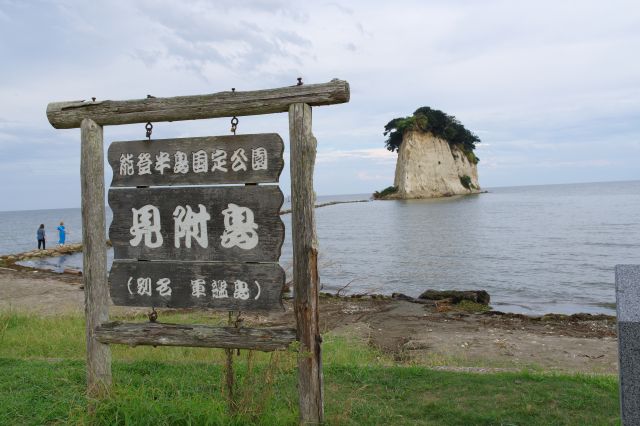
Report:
145,122,153,140
230,116,239,135
148,307,158,323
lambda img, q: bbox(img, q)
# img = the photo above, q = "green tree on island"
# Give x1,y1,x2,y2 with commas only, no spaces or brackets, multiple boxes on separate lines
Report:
383,106,481,164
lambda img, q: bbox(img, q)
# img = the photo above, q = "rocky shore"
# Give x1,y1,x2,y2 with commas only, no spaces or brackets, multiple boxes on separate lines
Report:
0,243,84,274
0,238,620,375
0,265,618,374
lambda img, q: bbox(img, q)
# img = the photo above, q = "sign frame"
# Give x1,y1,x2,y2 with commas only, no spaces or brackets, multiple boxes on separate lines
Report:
46,79,350,424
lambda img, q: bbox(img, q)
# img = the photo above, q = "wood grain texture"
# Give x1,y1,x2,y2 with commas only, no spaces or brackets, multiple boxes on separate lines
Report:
96,322,296,351
109,185,284,262
109,260,285,311
47,79,350,129
80,118,112,397
289,103,324,423
108,134,284,187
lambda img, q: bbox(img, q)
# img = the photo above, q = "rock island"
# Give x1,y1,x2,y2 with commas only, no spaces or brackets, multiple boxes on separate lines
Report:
375,107,482,199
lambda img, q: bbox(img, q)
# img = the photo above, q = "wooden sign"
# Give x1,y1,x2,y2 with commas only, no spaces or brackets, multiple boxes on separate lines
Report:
108,185,284,262
110,260,284,311
47,79,351,423
108,134,284,187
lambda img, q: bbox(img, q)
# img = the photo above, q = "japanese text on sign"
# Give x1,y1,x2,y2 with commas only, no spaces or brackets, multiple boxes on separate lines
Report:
107,134,284,187
109,260,285,311
127,276,261,300
129,203,258,250
109,186,284,262
119,147,268,177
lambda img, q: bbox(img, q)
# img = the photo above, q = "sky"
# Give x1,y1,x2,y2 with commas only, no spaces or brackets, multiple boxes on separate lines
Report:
1,0,639,211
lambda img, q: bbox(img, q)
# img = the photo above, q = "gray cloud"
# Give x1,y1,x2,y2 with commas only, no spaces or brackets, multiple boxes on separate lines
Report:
0,0,639,210
123,0,313,79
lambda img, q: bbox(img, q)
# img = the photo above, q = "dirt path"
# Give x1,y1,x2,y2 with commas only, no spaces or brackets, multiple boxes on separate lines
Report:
0,268,84,315
0,268,618,374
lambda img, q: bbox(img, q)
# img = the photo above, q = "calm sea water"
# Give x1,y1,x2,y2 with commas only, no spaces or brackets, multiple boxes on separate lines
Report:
3,181,639,315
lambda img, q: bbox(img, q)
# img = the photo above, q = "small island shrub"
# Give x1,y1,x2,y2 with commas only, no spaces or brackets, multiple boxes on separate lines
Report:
384,106,480,163
459,175,472,190
373,186,398,199
464,150,478,165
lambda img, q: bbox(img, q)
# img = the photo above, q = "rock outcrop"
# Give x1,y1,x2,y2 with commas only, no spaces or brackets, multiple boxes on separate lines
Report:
418,289,490,305
390,130,480,199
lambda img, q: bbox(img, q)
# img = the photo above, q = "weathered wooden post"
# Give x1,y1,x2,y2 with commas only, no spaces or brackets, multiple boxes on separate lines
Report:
289,103,323,423
616,264,640,425
80,118,112,396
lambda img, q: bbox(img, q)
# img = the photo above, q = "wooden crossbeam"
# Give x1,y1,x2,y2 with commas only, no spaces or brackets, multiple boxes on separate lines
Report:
95,322,297,352
46,79,349,129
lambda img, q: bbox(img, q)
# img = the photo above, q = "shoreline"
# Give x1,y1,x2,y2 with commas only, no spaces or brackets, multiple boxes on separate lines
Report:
0,266,618,374
0,242,618,319
279,198,369,214
0,196,618,318
0,243,84,274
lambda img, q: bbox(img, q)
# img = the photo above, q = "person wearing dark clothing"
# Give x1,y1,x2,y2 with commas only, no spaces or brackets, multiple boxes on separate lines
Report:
37,224,46,250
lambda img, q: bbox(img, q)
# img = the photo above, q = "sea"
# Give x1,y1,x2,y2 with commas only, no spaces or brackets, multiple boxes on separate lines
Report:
2,180,639,315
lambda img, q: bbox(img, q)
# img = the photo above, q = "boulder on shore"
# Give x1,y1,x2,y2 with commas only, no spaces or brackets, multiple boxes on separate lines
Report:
418,289,490,305
391,292,435,305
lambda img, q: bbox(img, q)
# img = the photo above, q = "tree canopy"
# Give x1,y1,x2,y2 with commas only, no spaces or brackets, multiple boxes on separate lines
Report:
383,107,481,163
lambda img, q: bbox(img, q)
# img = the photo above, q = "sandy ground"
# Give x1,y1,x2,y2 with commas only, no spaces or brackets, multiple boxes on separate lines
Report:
0,267,618,374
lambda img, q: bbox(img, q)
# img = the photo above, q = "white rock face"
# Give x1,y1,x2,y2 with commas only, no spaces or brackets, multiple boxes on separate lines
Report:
392,130,480,198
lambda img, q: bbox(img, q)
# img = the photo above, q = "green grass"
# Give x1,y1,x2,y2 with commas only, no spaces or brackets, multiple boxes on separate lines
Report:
0,310,621,425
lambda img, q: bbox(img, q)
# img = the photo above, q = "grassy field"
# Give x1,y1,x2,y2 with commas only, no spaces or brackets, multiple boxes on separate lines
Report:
0,310,620,425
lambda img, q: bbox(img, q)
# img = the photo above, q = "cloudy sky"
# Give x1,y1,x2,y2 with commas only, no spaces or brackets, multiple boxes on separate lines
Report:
1,0,639,211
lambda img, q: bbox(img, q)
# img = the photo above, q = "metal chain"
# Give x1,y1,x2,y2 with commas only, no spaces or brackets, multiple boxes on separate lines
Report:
229,87,238,135
230,117,238,135
145,94,155,140
234,311,243,355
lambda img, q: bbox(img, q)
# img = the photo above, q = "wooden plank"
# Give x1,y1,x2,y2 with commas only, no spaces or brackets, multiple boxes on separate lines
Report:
47,79,350,129
109,260,285,311
80,118,112,397
108,134,284,187
109,185,284,262
289,103,324,423
95,322,296,351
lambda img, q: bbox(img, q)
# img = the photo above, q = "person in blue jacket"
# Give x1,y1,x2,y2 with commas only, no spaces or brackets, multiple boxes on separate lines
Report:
37,224,46,250
57,221,66,246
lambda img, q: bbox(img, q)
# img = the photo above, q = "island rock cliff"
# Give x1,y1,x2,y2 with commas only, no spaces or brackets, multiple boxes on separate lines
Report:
391,130,480,199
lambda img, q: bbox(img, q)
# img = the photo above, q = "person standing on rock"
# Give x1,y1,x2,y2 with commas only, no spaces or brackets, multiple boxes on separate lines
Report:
37,224,46,250
57,221,66,246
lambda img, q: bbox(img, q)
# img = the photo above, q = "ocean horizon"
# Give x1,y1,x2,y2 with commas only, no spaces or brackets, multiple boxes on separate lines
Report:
2,178,638,214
